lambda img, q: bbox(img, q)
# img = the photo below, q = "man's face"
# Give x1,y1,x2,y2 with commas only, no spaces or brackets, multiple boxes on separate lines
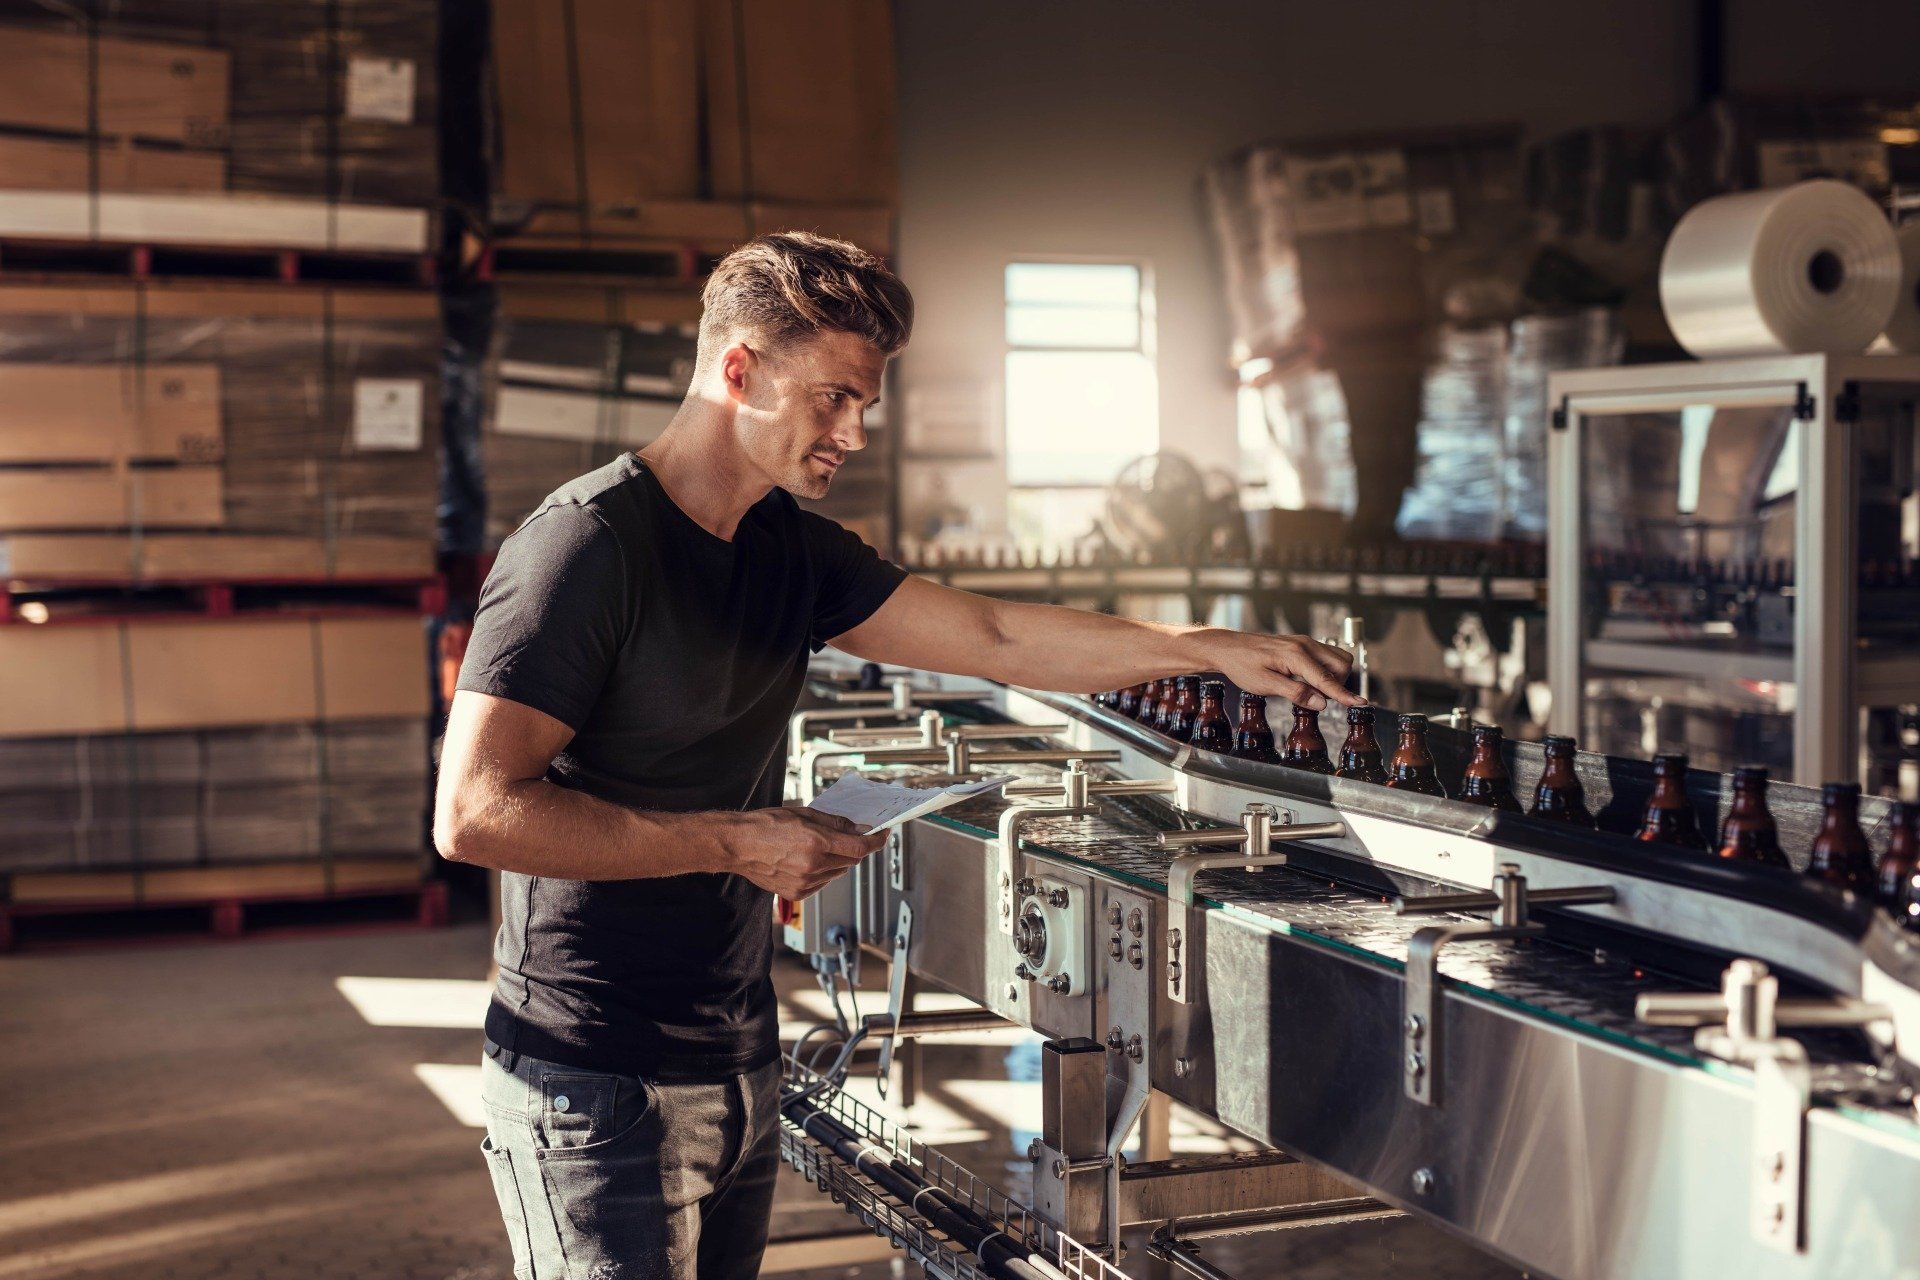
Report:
726,330,888,500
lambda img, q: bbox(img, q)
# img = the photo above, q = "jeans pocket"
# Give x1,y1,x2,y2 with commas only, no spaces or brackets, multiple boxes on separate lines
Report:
481,1133,535,1280
537,1072,658,1159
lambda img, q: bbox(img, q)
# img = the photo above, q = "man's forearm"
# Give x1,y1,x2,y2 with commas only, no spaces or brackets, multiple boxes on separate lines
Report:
977,598,1207,693
437,775,732,880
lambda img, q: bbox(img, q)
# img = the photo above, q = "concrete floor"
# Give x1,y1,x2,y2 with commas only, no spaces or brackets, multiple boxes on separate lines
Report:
0,920,1517,1280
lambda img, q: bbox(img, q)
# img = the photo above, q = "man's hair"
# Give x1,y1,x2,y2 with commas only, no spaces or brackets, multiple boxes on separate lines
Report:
697,231,913,372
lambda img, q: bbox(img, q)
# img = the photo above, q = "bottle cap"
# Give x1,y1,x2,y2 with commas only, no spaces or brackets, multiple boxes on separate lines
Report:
1347,704,1374,724
1398,713,1426,731
1822,781,1861,802
1201,680,1226,699
1732,764,1770,786
1652,752,1689,773
1543,734,1577,753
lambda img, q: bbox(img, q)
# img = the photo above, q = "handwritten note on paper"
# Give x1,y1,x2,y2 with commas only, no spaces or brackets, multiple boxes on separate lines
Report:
807,772,1014,835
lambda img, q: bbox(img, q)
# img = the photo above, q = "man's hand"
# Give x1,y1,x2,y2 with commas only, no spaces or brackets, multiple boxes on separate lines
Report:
1183,628,1359,711
727,807,889,900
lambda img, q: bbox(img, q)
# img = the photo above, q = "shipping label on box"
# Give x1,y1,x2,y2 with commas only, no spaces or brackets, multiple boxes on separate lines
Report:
352,378,424,450
346,56,417,124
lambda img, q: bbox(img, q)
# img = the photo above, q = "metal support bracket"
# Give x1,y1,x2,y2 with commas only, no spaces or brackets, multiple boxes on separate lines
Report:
875,901,913,1099
1159,805,1346,1004
1636,958,1893,1254
1395,863,1615,1106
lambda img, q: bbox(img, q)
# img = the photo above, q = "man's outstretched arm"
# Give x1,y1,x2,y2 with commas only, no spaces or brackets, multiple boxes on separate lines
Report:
434,690,884,897
828,576,1360,710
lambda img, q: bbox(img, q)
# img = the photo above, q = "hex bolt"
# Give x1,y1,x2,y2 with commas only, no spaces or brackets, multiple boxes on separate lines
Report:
1027,1139,1042,1160
1167,928,1182,948
1127,941,1143,969
1107,1026,1124,1052
1047,888,1069,908
1404,1014,1424,1040
1125,1034,1143,1063
1106,904,1123,929
1167,960,1182,988
1411,1167,1435,1196
1405,1051,1425,1078
1174,1057,1192,1078
1017,877,1038,897
1001,899,1011,917
1006,984,1019,1002
1127,908,1143,936
1047,974,1071,994
1109,937,1124,960
1053,1159,1065,1178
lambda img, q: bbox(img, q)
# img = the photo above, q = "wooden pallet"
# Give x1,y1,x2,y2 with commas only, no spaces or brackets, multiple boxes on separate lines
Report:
0,234,434,286
1,572,447,626
0,857,448,951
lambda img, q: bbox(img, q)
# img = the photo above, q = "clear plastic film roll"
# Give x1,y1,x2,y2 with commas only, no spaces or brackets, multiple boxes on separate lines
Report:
1659,179,1900,358
1880,219,1920,354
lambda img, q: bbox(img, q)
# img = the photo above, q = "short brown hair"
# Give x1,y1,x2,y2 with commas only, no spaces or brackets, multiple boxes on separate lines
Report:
697,232,913,370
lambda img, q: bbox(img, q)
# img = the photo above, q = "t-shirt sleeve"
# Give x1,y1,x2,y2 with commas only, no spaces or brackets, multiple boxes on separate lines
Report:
456,504,632,730
802,510,908,652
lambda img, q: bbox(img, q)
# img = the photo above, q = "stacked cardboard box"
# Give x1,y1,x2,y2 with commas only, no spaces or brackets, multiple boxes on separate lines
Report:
0,1,437,249
0,719,427,873
484,284,699,545
487,0,895,254
0,616,427,876
1204,126,1533,539
0,282,439,579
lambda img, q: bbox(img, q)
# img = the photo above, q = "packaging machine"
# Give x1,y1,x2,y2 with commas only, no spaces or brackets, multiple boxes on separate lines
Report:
777,660,1920,1280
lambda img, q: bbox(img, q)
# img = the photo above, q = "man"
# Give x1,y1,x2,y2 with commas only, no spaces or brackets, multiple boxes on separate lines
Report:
437,232,1356,1280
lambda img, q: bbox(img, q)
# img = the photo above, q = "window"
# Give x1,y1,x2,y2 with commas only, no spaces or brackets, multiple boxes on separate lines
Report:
1003,262,1158,491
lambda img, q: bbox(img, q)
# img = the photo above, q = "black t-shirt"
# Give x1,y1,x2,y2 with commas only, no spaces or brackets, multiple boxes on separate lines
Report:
457,454,906,1080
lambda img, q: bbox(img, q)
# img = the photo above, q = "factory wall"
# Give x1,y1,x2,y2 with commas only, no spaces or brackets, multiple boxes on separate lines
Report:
891,0,1920,537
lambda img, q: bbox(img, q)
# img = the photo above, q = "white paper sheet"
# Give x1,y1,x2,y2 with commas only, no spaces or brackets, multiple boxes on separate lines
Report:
806,772,1014,834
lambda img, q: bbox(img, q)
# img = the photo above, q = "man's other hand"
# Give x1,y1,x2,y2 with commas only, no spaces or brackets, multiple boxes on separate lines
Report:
729,807,889,900
1186,628,1360,711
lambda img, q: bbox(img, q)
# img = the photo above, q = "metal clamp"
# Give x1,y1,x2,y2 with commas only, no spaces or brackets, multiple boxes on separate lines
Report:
997,759,1107,936
1636,958,1892,1254
1159,804,1346,1004
1394,863,1615,1106
876,901,914,1099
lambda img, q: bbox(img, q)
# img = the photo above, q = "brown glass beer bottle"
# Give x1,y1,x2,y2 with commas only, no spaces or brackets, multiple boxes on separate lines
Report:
1876,801,1919,927
1634,754,1707,850
1189,681,1234,753
1164,675,1201,742
1386,714,1448,797
1807,782,1874,892
1335,706,1388,783
1232,692,1280,763
1714,765,1787,867
1457,724,1521,811
1529,735,1594,826
1279,703,1335,774
1140,679,1168,729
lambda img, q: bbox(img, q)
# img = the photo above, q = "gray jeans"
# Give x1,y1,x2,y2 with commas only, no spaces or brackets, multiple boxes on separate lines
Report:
479,1040,781,1280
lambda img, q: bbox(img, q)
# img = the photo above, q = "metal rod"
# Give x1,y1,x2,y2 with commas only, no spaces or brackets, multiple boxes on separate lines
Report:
860,1008,1019,1039
1162,1196,1401,1241
978,749,1122,764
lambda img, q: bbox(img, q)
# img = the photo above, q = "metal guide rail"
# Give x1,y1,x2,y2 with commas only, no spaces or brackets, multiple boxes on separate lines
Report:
785,664,1920,1279
778,1062,1123,1280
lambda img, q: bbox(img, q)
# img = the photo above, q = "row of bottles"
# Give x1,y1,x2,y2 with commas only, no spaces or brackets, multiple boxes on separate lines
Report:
905,540,1549,578
1096,682,1920,927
